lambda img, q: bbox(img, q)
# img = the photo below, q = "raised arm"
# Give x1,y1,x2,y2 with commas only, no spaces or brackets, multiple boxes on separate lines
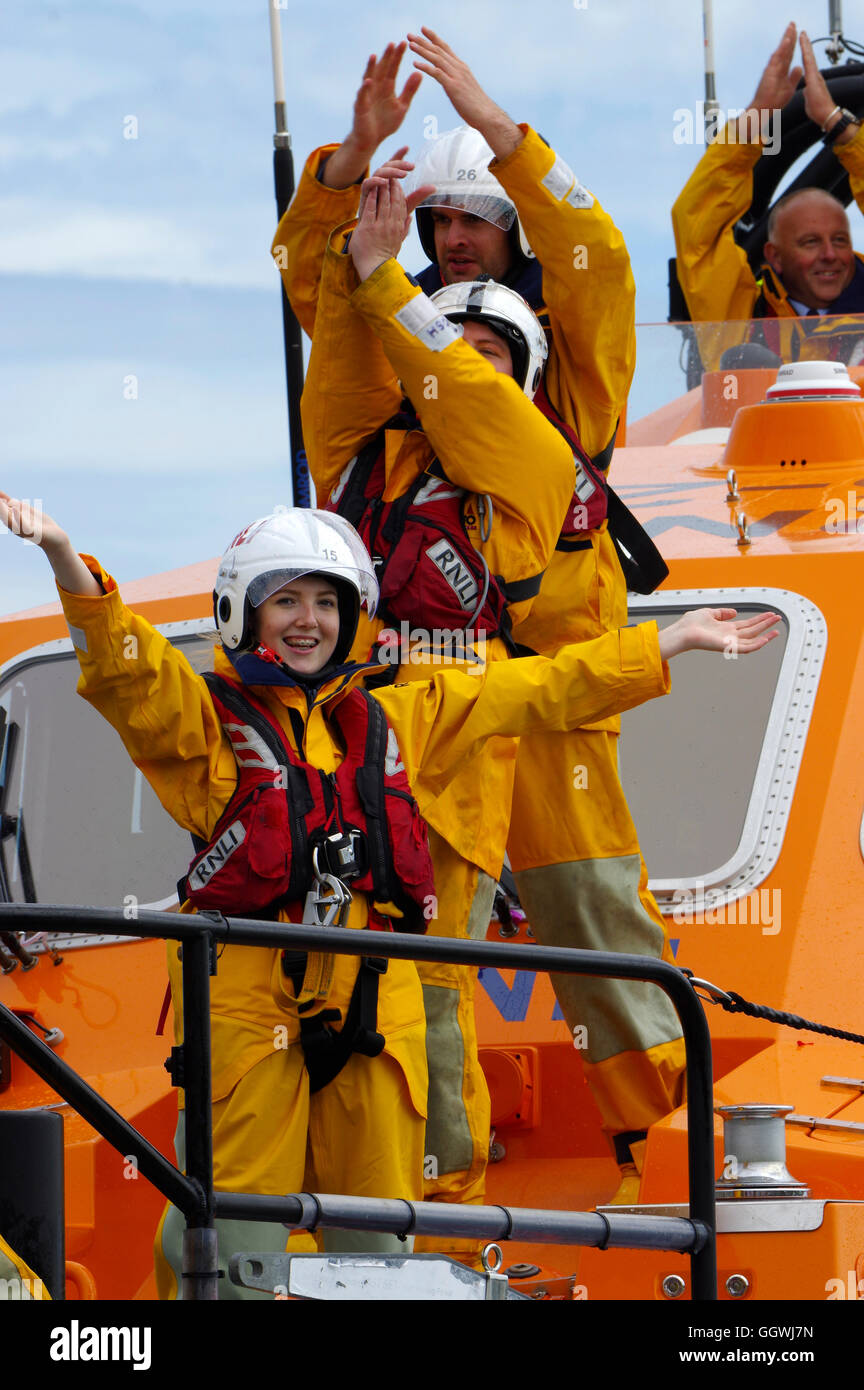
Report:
271,43,422,337
407,27,522,161
492,126,635,460
298,197,408,502
0,494,234,837
801,30,864,215
407,27,634,460
672,23,804,326
0,493,101,596
321,43,422,190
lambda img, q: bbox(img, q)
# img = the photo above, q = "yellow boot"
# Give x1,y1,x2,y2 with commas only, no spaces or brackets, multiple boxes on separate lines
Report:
606,1133,647,1206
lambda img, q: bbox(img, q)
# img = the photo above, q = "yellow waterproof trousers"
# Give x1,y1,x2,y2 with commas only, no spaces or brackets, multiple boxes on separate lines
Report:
413,828,498,1258
0,1233,51,1299
154,1042,426,1300
508,727,687,1138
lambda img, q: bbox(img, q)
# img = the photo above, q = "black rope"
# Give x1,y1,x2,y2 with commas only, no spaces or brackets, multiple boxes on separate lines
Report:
716,989,864,1048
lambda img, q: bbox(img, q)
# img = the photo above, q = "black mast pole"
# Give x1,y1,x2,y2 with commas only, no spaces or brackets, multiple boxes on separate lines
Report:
269,1,310,506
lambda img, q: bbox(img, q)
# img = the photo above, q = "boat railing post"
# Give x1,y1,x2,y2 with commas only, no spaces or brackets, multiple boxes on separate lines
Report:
178,926,219,1301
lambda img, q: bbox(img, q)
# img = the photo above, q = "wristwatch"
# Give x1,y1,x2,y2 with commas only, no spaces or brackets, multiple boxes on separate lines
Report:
822,108,861,145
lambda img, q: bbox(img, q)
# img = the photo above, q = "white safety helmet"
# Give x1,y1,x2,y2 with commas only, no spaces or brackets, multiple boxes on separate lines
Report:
409,126,535,265
214,508,379,662
431,279,548,398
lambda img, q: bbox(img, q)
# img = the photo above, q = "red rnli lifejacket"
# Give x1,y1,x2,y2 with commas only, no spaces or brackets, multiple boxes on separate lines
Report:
326,406,543,643
181,673,435,931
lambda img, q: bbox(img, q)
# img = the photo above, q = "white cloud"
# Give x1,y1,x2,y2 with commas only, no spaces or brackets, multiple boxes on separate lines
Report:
0,197,279,286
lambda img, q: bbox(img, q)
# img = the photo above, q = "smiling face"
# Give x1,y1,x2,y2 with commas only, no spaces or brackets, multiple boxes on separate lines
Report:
763,192,855,310
431,209,514,283
253,575,340,674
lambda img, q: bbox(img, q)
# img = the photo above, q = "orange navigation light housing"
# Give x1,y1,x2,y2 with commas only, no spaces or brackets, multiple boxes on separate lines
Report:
722,361,864,476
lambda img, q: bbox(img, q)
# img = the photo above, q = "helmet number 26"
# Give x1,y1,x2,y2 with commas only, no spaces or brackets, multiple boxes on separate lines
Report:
455,168,477,180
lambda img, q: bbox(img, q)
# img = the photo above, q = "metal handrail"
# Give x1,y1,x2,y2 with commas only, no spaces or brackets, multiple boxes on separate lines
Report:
0,903,717,1300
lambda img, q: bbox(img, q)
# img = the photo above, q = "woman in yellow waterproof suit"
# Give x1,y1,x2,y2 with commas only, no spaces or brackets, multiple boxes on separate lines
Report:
273,31,686,1201
0,492,779,1300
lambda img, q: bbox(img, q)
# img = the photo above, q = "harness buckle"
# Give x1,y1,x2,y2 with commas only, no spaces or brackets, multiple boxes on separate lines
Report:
303,862,352,929
312,830,367,883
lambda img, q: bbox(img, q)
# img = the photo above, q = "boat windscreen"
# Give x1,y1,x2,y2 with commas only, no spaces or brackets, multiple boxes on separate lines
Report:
630,315,864,433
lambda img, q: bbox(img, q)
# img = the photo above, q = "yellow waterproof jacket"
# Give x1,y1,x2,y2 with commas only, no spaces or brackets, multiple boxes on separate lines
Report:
487,125,635,460
298,240,577,874
58,561,669,1105
460,127,637,654
672,127,864,346
273,128,636,459
301,242,576,634
273,127,636,658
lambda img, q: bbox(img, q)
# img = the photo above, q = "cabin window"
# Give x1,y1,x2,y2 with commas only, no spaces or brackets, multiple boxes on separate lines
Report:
621,588,825,913
0,624,218,927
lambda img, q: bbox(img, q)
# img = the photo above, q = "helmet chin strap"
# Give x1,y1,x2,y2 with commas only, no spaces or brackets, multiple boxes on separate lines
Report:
254,641,330,685
225,640,361,691
225,643,310,688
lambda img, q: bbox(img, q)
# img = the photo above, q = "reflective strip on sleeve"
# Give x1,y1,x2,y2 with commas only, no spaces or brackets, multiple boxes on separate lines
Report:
541,155,576,201
66,622,88,653
566,181,595,210
395,294,438,334
394,295,461,352
417,317,461,352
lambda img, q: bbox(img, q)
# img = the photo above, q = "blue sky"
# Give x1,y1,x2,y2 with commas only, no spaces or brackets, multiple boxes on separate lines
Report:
2,0,857,612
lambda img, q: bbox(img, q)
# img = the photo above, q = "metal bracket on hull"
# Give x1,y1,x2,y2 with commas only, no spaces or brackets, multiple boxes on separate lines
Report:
228,1250,526,1301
